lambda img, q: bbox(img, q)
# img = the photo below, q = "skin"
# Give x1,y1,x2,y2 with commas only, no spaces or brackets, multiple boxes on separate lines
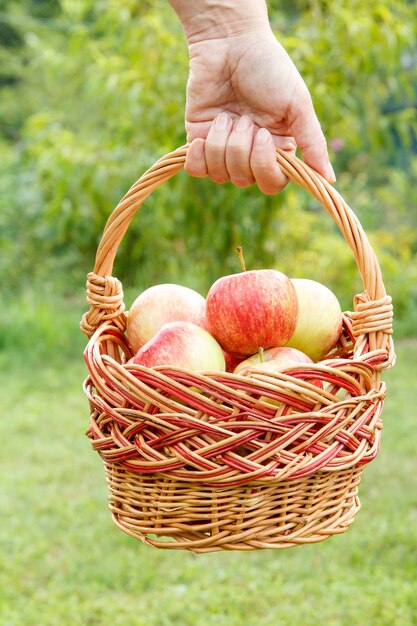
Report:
168,0,335,193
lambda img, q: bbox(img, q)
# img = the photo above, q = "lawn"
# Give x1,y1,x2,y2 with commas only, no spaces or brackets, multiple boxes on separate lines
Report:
1,323,416,625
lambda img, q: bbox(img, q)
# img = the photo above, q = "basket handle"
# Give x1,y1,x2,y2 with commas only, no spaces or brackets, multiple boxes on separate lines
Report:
81,145,394,369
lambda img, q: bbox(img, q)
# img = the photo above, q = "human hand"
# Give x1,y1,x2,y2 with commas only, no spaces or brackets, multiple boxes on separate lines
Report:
168,0,335,193
184,29,335,193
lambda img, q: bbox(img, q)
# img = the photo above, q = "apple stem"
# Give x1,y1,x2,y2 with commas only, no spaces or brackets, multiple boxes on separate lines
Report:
258,347,264,363
236,246,246,272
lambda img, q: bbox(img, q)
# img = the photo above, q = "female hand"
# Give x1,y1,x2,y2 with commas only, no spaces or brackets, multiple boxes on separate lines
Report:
169,1,335,193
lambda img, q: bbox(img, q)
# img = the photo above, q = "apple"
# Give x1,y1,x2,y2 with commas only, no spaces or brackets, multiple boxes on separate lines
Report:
234,346,314,375
285,278,343,361
127,283,206,353
234,347,322,411
223,350,246,373
206,268,298,355
133,321,226,372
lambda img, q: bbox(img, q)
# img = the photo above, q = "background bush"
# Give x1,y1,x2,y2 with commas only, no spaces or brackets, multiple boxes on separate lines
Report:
1,0,416,336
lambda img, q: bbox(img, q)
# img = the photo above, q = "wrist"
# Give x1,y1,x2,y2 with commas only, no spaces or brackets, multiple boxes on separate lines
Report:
169,0,270,44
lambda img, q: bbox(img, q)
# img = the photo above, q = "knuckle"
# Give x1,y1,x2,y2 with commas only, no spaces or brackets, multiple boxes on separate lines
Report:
204,141,220,157
228,137,247,152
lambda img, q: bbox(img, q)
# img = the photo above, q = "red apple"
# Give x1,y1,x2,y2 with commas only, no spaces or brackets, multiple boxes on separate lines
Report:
133,321,226,372
223,350,246,373
127,283,206,353
234,346,314,375
285,278,342,361
206,269,298,355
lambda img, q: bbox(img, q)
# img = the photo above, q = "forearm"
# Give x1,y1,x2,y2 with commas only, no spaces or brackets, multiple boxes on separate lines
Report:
167,0,270,43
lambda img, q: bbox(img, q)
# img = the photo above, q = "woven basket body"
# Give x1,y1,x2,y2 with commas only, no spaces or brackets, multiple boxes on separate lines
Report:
81,147,394,552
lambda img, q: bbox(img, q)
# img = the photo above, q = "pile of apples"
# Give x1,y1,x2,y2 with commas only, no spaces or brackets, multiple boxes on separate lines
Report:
126,251,343,376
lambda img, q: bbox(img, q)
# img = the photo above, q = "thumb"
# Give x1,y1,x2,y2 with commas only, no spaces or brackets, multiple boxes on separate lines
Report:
289,85,336,183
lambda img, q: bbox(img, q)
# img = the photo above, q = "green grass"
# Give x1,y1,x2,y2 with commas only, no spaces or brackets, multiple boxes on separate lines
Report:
1,321,417,625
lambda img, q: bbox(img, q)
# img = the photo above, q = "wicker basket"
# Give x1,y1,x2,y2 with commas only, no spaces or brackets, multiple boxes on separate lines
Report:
80,146,395,553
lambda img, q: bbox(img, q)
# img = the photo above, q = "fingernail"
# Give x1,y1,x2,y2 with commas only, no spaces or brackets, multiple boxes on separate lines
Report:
256,128,271,144
192,138,205,157
214,112,230,130
235,115,252,131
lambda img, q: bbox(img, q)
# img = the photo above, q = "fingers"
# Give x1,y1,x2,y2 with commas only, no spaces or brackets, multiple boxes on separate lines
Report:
290,86,336,183
184,138,207,178
204,112,234,183
251,129,290,194
184,112,336,194
224,116,255,187
204,113,258,186
186,113,257,186
186,113,308,194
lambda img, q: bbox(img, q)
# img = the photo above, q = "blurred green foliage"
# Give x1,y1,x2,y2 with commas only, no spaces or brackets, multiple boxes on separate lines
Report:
1,0,416,334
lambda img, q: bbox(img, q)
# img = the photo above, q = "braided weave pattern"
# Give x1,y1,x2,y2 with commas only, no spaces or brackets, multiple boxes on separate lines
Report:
83,321,384,550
